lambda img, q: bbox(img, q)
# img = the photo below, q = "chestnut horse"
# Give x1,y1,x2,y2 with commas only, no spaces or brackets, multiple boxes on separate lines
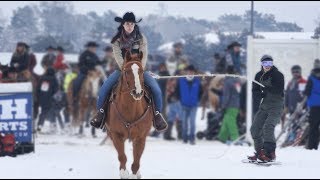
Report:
105,52,153,179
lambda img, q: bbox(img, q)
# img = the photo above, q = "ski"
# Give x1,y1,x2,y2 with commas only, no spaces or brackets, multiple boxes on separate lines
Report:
241,159,282,166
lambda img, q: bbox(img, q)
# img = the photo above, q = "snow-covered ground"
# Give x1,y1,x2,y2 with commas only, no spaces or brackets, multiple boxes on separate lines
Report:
0,108,319,179
0,133,319,179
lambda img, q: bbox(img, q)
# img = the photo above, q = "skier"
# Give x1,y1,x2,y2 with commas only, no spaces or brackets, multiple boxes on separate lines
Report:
304,59,320,150
248,55,284,162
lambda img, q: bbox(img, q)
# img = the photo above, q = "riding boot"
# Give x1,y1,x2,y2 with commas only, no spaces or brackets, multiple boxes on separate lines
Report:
153,111,168,132
90,108,106,129
90,100,108,129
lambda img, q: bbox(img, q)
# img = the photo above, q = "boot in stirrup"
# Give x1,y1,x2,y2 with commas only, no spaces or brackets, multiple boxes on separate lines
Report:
90,108,105,129
153,111,168,132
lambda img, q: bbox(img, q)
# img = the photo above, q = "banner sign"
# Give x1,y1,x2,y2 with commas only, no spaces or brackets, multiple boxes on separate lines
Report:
0,91,33,142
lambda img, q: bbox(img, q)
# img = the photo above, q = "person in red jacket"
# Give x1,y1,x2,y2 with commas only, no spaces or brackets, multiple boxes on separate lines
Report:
53,46,68,71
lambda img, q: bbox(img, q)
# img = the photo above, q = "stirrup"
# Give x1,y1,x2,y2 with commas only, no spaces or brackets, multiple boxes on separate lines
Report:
154,111,168,132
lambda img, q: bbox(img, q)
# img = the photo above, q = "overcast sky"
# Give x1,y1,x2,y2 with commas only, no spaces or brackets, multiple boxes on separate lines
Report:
0,1,319,31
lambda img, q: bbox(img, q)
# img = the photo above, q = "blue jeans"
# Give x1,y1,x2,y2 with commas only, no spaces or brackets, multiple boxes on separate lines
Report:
181,106,197,142
97,70,163,112
167,101,182,123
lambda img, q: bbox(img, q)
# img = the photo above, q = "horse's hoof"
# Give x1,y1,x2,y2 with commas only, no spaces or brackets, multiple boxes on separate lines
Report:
129,171,141,179
120,169,129,179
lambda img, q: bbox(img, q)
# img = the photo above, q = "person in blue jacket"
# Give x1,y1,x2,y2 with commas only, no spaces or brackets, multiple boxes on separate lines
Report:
304,60,320,150
178,65,203,145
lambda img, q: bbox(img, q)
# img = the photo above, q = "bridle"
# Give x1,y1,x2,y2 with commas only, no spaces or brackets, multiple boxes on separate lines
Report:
121,61,145,101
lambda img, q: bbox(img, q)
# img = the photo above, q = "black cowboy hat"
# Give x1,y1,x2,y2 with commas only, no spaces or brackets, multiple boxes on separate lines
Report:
104,46,112,52
46,46,56,51
57,46,64,52
173,42,183,48
17,42,26,47
115,12,142,23
24,43,30,49
185,65,196,72
227,41,242,49
85,41,99,48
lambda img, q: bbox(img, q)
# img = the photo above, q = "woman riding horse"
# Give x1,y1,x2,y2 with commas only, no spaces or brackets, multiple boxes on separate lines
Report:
91,12,168,132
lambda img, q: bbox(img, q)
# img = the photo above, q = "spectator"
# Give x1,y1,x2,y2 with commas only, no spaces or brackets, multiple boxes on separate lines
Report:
37,68,59,132
41,46,56,71
52,85,68,133
217,66,241,144
284,65,307,114
178,65,203,145
10,42,30,81
64,63,78,92
53,46,68,86
164,71,183,141
304,60,320,150
226,41,242,75
158,63,170,101
53,46,68,71
166,42,188,76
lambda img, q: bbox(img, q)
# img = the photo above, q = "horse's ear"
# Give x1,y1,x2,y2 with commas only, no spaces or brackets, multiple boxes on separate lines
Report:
125,50,131,62
139,51,143,61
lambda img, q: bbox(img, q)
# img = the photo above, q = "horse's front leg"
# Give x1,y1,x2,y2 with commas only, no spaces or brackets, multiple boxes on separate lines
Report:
131,137,147,179
111,132,129,179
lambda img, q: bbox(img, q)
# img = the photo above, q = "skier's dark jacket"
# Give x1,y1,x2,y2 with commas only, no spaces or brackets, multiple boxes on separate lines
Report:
252,66,284,109
37,68,59,109
304,67,320,107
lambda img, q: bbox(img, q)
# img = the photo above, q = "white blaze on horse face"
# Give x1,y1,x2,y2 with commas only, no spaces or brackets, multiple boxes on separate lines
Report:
131,63,142,94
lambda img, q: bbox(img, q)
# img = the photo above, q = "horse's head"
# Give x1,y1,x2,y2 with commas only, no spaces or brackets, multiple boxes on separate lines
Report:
121,51,144,101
